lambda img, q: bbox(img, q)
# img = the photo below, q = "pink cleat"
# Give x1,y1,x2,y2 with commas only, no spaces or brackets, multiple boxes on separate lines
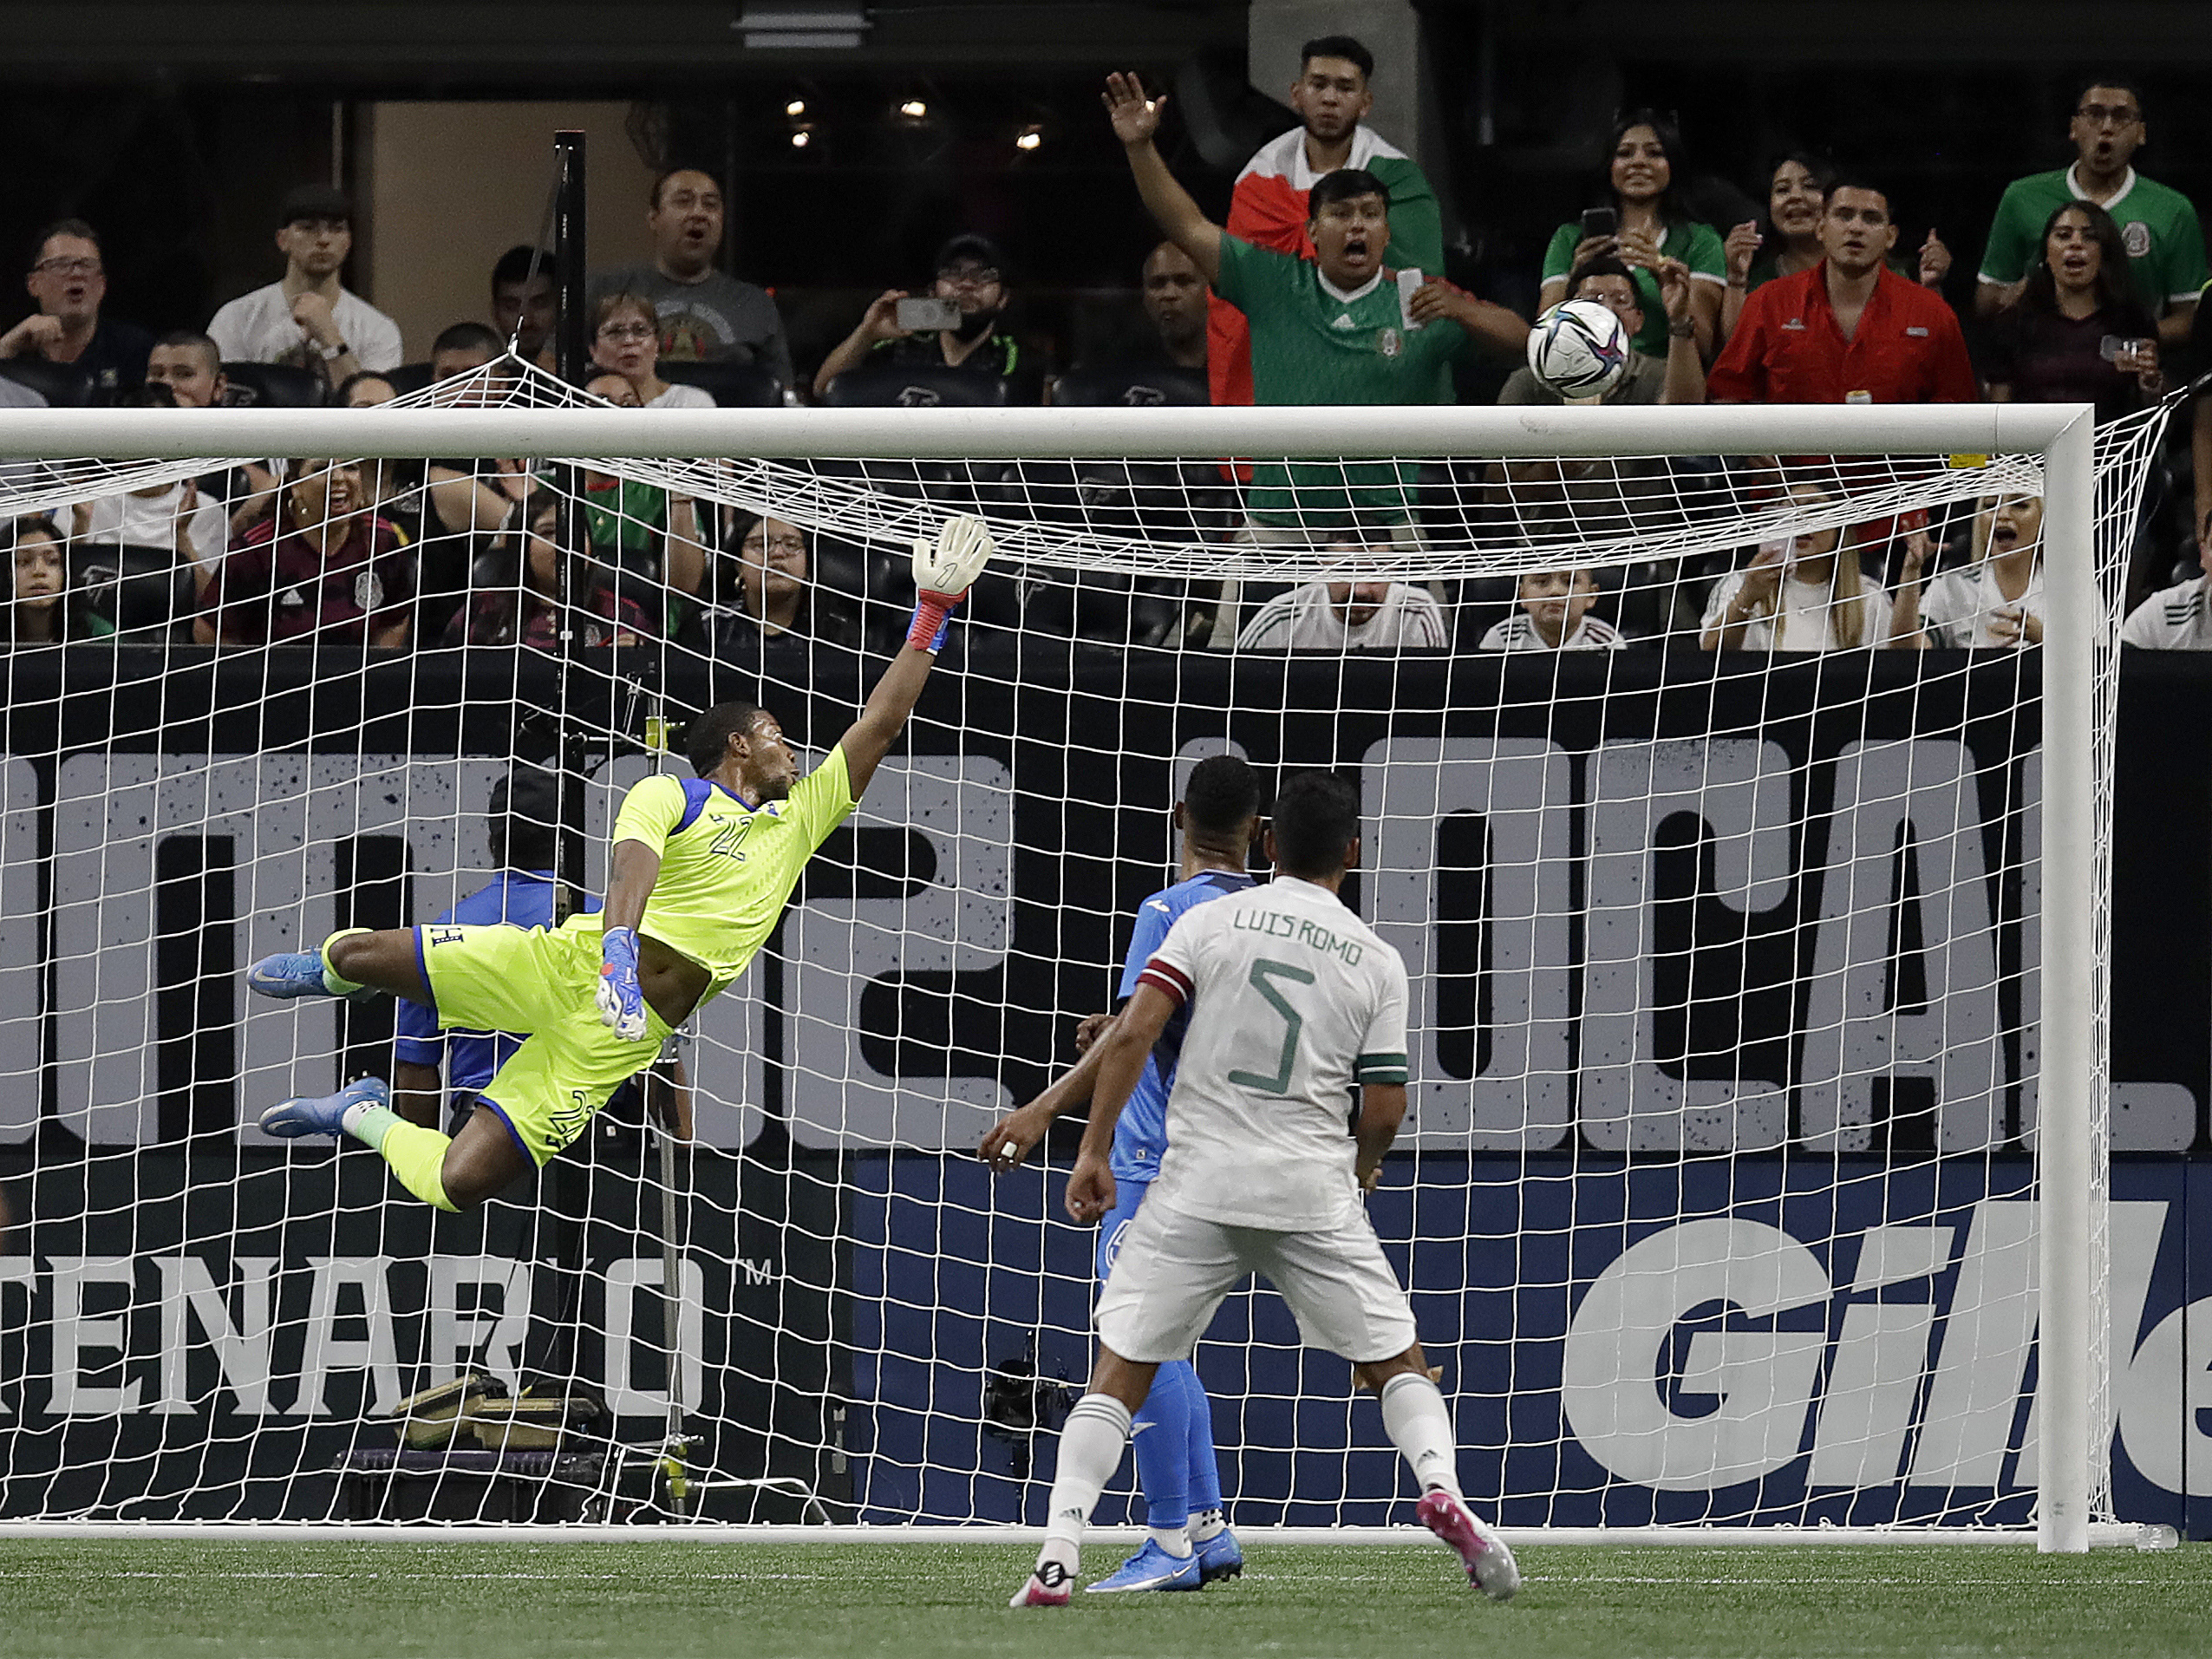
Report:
1416,1489,1520,1602
1008,1560,1074,1607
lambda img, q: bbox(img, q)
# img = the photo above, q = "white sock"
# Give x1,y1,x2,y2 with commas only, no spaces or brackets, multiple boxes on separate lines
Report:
1033,1394,1132,1577
1379,1372,1463,1498
1188,1508,1225,1543
1148,1525,1192,1558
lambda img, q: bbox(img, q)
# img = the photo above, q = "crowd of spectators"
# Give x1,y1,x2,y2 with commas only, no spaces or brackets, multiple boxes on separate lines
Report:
3,39,2210,659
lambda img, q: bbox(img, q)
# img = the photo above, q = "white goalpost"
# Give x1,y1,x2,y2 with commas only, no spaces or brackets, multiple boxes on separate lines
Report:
0,387,2163,1551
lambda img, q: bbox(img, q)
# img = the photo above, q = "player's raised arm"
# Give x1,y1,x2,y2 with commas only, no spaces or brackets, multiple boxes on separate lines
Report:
1105,73,1222,288
835,514,995,799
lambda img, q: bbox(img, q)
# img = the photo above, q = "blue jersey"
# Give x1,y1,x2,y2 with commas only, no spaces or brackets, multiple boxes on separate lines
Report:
1110,868,1256,1182
394,871,602,1094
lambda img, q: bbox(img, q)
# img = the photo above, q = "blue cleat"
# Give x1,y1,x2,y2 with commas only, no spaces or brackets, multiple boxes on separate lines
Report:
1195,1527,1243,1584
1083,1539,1203,1594
248,949,338,1000
260,1075,388,1140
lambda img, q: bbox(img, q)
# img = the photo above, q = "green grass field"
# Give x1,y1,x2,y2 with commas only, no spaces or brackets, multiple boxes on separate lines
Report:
0,1539,2202,1659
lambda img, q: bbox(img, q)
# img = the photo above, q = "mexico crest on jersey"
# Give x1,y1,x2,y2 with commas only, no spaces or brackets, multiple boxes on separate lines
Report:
2123,219,2153,258
1377,327,1402,358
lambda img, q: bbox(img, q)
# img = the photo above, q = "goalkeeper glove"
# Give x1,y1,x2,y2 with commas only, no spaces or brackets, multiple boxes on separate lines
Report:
906,513,996,652
596,925,649,1042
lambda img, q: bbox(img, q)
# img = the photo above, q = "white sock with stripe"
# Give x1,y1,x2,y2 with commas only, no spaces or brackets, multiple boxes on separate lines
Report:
1032,1394,1133,1580
1379,1371,1464,1498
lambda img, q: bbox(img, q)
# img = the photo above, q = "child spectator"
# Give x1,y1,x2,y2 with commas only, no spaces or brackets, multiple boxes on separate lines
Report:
195,458,413,648
1700,483,1894,650
1976,79,2204,349
450,497,649,652
2121,508,2212,649
1893,496,2044,648
1983,201,2163,422
591,293,713,410
1479,569,1625,650
1234,577,1446,651
1541,111,1726,361
7,516,105,645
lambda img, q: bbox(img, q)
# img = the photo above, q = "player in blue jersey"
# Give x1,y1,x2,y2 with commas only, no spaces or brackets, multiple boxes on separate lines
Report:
388,765,688,1141
981,753,1263,1593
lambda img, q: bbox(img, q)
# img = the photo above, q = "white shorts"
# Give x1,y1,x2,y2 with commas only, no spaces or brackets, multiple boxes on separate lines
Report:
1093,1196,1420,1366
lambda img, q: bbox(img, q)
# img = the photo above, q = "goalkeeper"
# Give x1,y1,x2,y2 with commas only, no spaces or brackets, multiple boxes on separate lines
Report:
246,516,995,1212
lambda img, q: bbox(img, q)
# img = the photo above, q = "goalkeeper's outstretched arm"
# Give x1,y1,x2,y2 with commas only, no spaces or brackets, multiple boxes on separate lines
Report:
838,514,995,799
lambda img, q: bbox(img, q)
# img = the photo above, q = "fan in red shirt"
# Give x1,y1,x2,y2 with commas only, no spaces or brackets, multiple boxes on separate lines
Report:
1708,178,1977,406
196,457,414,647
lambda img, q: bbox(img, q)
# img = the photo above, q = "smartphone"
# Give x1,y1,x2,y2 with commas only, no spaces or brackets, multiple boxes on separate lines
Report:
1397,268,1426,330
1580,206,1618,241
895,297,963,331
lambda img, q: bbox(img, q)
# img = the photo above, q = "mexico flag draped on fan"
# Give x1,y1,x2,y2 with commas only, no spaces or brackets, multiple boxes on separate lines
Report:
1206,123,1445,408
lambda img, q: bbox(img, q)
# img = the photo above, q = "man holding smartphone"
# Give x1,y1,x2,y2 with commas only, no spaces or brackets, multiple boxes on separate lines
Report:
813,233,1034,401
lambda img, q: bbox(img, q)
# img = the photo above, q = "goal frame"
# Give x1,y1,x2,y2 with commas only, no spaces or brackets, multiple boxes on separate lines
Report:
0,401,2105,1551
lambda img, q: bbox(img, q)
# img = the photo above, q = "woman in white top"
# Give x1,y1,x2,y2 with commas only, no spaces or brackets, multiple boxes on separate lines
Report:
1700,482,1893,651
1892,494,2043,648
589,292,714,411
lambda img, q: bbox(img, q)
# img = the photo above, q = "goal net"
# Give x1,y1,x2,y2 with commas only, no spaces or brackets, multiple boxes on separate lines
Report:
0,366,2164,1545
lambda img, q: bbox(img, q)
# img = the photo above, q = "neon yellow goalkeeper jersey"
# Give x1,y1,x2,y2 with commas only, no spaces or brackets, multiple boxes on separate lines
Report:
565,747,857,992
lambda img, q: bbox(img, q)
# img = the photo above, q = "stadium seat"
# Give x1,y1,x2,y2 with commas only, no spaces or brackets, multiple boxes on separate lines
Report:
0,357,93,408
659,359,784,408
220,361,327,408
821,364,1009,409
384,362,435,396
1050,364,1208,408
74,542,193,640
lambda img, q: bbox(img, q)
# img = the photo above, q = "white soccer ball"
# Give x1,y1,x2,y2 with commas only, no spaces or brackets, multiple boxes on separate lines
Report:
1527,298,1630,399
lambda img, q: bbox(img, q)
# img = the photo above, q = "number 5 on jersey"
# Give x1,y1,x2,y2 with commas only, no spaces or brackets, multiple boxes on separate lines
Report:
1229,957,1315,1095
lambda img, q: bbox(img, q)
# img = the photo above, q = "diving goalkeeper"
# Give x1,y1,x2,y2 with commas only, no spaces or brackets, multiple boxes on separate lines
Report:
246,515,995,1212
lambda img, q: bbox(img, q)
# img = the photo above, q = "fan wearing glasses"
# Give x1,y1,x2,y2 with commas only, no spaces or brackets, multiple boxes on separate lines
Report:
1975,78,2206,349
814,232,1031,399
0,219,155,402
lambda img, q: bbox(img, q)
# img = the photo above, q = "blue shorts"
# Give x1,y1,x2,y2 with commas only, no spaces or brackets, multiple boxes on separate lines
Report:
1097,1175,1152,1283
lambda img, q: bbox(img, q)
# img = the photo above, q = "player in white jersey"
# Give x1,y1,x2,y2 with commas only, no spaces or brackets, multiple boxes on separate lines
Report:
1009,771,1518,1608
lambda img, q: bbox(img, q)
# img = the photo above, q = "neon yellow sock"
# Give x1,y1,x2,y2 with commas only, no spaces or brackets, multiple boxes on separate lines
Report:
320,927,371,995
348,1104,457,1212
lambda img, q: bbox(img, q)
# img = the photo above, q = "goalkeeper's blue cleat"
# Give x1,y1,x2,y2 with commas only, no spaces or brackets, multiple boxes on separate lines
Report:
1083,1539,1203,1594
247,949,339,999
1416,1489,1519,1602
1195,1526,1244,1584
260,1075,388,1140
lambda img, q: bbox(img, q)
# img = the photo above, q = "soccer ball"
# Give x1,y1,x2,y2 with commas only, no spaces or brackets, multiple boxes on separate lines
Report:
1527,299,1630,399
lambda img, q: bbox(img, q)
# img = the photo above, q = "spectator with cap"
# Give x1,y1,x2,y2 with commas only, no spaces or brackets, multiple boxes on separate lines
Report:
490,246,556,367
206,183,403,390
0,219,153,401
591,168,793,387
813,232,1035,401
1976,77,2204,349
1210,35,1439,409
